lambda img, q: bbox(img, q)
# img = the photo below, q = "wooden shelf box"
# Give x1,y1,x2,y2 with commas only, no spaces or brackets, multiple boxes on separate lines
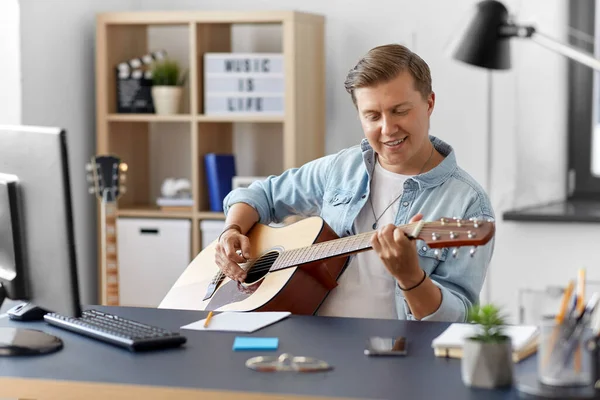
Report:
95,10,325,304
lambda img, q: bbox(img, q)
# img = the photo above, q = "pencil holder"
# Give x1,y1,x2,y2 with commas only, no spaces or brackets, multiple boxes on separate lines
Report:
537,316,594,387
586,336,600,390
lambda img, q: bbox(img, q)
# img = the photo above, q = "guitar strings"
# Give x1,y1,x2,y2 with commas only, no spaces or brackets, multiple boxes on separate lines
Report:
211,220,491,279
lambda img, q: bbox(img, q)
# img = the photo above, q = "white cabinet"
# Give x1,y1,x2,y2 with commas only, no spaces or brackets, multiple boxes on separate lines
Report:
200,220,226,250
117,218,191,307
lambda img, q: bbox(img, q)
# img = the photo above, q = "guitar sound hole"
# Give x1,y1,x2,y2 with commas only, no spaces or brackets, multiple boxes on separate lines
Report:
245,251,280,284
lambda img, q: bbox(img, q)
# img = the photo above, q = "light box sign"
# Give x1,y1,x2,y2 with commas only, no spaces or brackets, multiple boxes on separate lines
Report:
203,53,284,115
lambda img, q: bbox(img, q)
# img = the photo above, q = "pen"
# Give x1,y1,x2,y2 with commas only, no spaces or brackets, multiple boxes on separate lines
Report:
575,268,586,372
557,293,599,374
204,311,214,328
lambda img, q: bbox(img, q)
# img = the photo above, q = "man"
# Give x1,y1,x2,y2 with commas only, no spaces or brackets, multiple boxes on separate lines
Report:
216,44,495,322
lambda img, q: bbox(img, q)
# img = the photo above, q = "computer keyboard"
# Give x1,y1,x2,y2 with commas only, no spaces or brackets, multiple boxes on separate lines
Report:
43,309,187,352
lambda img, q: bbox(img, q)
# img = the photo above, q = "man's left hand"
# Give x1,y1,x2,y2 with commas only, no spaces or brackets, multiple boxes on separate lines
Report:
371,213,424,287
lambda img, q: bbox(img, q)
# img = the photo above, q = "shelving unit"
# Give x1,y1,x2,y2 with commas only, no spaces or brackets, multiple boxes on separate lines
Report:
95,10,325,304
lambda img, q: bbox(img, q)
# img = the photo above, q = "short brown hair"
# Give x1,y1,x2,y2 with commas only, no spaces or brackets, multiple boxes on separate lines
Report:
344,44,432,105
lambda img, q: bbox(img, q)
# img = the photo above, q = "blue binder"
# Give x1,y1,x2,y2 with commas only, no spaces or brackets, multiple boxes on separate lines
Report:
204,153,236,212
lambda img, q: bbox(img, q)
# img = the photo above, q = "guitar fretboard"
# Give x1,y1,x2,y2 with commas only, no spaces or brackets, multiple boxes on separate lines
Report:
100,201,119,306
268,219,491,272
270,224,417,272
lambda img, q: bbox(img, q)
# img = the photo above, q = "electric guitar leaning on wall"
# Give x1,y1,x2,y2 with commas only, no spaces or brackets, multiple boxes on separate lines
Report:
160,216,495,315
87,155,127,306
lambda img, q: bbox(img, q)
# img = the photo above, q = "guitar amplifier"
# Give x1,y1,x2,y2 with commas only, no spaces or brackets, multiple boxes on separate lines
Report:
116,218,191,307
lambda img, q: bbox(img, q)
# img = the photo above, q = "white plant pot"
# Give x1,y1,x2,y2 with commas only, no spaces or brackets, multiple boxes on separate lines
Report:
152,86,183,115
461,338,514,389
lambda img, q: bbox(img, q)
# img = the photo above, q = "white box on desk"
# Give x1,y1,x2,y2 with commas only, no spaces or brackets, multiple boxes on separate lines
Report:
204,93,284,115
117,218,191,307
204,53,283,74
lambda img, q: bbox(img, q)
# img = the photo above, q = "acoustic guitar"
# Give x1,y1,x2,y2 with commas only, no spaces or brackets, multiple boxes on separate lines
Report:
87,155,127,306
159,216,495,315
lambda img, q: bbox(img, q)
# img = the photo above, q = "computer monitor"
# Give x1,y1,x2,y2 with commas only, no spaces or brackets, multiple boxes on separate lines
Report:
0,125,82,355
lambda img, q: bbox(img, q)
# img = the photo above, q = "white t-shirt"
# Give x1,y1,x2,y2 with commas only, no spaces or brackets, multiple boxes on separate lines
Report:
317,159,408,319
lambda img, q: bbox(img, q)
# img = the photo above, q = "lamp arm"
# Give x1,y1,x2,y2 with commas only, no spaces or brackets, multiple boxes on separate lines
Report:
531,31,600,71
502,24,600,72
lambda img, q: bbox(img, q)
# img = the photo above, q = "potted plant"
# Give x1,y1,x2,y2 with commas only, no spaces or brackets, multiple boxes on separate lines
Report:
461,304,514,389
150,59,187,115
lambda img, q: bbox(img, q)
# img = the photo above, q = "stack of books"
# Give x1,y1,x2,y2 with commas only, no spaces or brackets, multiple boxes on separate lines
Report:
431,323,539,363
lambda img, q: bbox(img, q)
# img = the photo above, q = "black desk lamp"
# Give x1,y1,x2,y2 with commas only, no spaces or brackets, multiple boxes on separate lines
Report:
452,0,600,71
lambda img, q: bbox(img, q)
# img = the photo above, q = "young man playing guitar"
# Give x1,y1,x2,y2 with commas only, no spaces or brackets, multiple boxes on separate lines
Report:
216,44,495,322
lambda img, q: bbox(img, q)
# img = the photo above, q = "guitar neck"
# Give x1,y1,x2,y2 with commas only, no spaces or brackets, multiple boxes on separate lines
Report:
270,223,419,272
100,201,119,305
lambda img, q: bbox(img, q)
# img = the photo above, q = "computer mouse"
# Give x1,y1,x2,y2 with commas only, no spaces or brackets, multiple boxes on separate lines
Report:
7,302,49,321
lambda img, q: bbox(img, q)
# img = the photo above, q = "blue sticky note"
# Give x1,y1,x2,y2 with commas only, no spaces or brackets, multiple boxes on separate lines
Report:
233,337,279,351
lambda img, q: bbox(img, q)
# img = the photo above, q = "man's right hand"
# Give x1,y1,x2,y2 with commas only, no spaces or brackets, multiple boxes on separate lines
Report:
214,228,251,282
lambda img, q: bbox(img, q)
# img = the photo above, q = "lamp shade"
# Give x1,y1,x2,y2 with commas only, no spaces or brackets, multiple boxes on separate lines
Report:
452,0,512,70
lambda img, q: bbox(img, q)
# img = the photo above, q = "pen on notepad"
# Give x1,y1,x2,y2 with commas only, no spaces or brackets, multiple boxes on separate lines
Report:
204,311,214,328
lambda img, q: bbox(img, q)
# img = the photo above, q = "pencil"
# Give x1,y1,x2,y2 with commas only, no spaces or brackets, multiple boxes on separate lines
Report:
204,311,214,328
542,280,575,368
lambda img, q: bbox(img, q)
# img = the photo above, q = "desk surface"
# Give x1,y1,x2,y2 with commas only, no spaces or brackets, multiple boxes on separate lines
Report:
0,306,536,399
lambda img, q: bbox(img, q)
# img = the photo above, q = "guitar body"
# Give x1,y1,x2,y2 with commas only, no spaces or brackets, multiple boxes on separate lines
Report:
159,217,347,315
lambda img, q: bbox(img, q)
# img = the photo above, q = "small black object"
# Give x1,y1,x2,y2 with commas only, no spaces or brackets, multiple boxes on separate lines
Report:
8,302,49,321
43,309,187,352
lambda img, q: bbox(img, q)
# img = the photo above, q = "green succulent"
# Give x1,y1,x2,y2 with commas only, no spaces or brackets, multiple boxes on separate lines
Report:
467,304,509,343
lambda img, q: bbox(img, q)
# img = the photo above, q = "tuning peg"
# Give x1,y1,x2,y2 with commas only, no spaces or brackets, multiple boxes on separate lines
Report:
119,174,126,182
467,230,476,239
452,248,459,258
119,186,127,194
470,247,477,257
434,249,440,259
85,163,93,171
119,163,128,172
86,174,94,182
88,187,95,194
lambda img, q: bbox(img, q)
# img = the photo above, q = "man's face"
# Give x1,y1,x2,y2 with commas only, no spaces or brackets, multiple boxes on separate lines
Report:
355,70,435,175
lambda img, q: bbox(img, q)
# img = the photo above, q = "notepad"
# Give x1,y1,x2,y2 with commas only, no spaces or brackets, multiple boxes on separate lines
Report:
180,311,291,333
233,337,279,351
431,323,539,362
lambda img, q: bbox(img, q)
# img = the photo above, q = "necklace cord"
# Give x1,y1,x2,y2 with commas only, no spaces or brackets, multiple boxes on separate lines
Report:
369,144,435,229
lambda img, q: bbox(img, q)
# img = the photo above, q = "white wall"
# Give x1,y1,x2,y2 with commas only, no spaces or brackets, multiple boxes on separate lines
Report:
0,0,21,124
18,0,141,304
15,0,594,321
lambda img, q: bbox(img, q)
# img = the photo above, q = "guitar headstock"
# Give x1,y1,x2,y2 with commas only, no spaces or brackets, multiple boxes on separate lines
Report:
86,155,128,203
416,217,495,258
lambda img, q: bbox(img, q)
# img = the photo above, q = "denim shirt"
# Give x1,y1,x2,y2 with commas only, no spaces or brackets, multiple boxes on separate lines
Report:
223,135,495,322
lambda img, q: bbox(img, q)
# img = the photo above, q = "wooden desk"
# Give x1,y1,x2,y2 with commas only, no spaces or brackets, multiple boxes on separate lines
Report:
0,306,535,399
